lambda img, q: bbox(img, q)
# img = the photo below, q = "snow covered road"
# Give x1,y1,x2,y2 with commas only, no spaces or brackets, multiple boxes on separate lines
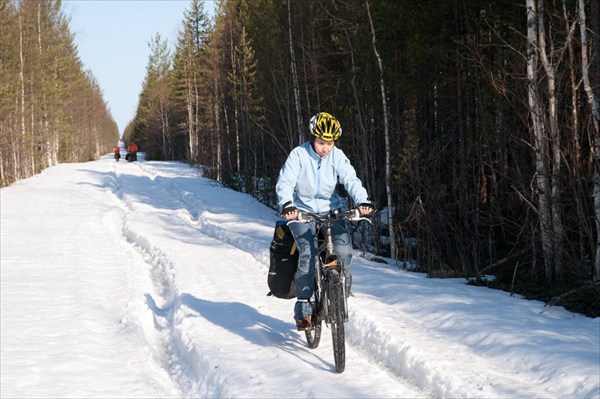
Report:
2,154,598,398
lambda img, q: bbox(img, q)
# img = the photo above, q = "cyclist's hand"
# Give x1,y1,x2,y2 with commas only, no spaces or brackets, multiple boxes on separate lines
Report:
281,203,298,220
358,202,374,216
283,210,298,220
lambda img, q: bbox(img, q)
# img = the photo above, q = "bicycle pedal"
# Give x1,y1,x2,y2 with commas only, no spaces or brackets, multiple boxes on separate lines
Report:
296,324,313,331
295,318,312,331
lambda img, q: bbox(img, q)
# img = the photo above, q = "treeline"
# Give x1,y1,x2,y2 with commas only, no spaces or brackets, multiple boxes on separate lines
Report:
0,0,118,187
126,0,599,313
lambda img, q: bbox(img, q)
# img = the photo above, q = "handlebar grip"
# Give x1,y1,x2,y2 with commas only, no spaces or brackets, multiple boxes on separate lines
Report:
296,211,311,223
345,208,361,221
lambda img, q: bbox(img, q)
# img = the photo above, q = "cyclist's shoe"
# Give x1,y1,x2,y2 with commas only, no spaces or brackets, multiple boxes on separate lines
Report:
295,316,312,331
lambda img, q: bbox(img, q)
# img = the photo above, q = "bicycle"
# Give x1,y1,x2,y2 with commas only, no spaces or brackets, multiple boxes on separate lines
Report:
290,208,371,373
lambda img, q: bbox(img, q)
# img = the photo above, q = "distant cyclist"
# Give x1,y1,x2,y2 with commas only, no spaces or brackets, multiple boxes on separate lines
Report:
113,145,121,161
127,142,138,162
275,112,373,330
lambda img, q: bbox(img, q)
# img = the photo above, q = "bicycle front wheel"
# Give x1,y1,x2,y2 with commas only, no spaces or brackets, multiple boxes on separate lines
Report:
327,268,346,373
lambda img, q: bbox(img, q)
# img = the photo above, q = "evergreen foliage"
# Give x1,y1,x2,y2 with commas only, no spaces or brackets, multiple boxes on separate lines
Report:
3,0,599,313
127,0,599,312
0,0,118,185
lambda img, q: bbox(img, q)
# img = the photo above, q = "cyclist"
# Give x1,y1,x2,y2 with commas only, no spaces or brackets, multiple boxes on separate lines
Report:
113,145,121,161
276,112,373,330
127,142,138,162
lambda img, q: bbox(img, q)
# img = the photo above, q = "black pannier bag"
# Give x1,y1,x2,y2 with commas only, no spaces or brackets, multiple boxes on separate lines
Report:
267,220,298,299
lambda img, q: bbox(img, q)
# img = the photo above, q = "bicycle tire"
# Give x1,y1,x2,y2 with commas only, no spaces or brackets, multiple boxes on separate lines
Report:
305,283,322,348
305,318,322,348
328,268,346,373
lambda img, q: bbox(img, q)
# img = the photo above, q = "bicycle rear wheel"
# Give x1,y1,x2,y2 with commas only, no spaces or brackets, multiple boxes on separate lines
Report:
305,291,322,348
328,268,346,373
305,319,322,348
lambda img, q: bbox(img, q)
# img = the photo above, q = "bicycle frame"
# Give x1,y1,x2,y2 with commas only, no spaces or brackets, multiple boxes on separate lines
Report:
312,211,347,324
297,208,368,318
293,208,371,373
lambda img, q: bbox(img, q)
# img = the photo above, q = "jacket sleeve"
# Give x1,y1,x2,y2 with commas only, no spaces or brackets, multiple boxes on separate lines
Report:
275,148,301,209
335,149,369,205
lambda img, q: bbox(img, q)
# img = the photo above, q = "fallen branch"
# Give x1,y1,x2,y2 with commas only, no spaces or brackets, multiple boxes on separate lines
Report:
475,248,529,278
540,281,600,314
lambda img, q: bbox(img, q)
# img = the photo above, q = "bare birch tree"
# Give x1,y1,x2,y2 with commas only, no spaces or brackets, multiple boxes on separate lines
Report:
148,33,173,159
578,0,600,280
526,0,556,281
537,0,567,279
288,0,303,145
563,0,597,274
18,9,27,180
366,0,396,261
175,26,200,163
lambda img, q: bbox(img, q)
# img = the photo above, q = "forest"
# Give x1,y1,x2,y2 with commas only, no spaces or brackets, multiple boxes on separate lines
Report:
2,0,599,316
0,0,118,183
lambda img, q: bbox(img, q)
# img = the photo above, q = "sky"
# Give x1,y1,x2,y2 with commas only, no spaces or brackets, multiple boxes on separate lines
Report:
64,0,216,135
1,147,599,398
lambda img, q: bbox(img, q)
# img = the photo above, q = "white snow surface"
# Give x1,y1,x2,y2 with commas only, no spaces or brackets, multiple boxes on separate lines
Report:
1,151,599,398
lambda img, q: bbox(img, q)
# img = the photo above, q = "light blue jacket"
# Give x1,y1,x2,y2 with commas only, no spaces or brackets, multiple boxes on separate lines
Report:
276,141,369,213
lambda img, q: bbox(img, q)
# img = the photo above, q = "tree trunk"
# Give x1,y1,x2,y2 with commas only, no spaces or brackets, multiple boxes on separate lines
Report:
159,86,170,159
563,0,588,266
229,23,241,176
18,10,26,180
187,86,195,162
287,0,303,145
578,0,600,280
537,0,565,279
186,67,197,163
526,0,554,281
366,0,396,261
214,77,222,182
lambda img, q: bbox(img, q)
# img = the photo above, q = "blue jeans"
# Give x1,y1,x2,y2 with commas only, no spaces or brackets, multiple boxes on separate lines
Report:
288,218,353,320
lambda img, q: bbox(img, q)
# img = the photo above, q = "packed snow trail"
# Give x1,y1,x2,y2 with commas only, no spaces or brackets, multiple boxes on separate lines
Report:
110,157,427,398
111,157,597,398
1,161,181,397
1,153,598,398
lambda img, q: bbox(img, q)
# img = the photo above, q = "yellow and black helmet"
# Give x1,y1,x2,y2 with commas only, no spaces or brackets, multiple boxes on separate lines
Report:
309,112,342,141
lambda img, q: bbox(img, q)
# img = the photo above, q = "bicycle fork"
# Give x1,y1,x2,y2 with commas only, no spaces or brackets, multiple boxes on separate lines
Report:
317,263,349,324
316,219,349,324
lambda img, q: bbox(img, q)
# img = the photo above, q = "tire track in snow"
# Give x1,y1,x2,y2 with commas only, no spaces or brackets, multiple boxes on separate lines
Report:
109,161,253,397
345,291,557,398
138,162,271,267
103,162,191,395
121,225,234,397
134,162,556,398
100,160,586,398
132,163,434,395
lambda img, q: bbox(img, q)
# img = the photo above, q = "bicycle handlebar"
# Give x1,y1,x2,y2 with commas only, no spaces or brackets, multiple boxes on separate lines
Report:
294,209,373,224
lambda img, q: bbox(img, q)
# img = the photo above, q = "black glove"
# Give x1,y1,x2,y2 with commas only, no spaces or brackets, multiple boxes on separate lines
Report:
358,202,374,210
358,202,374,214
281,202,298,217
